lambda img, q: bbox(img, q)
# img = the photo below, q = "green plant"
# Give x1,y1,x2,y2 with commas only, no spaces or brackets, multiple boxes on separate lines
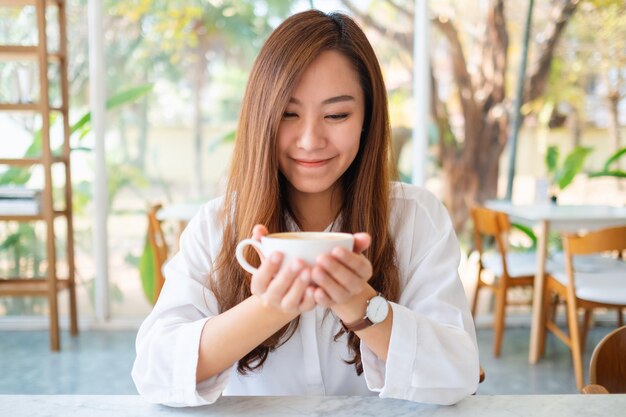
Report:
0,84,154,314
589,147,626,179
545,145,593,197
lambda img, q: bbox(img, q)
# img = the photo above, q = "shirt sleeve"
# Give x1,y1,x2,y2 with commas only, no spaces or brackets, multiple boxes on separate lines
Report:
360,188,480,405
131,207,231,407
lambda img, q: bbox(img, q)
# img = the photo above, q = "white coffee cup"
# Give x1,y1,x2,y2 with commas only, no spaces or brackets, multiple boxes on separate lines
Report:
235,231,355,274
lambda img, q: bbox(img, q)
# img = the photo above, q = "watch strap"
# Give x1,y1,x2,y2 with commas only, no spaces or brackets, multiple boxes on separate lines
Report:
341,316,374,332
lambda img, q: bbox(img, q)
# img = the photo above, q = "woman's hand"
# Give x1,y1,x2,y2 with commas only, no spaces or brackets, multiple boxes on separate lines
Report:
310,232,373,308
248,224,316,314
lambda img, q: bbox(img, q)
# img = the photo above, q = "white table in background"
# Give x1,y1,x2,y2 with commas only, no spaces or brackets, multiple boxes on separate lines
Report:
485,201,626,364
1,395,625,417
156,203,202,223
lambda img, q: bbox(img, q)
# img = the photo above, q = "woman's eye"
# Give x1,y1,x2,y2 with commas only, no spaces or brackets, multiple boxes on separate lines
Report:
282,112,298,120
326,113,349,121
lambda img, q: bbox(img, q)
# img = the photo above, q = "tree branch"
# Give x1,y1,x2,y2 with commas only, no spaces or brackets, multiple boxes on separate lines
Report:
525,0,579,103
385,0,413,20
340,0,413,52
482,0,508,106
431,15,480,146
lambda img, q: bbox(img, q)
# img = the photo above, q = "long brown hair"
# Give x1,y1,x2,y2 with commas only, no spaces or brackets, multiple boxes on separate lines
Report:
211,10,400,375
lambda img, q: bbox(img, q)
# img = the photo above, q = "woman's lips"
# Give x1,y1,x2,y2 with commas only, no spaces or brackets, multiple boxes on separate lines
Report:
292,158,332,168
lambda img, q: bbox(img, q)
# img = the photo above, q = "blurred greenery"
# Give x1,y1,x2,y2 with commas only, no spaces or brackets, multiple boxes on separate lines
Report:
589,147,626,179
545,145,593,193
0,84,153,314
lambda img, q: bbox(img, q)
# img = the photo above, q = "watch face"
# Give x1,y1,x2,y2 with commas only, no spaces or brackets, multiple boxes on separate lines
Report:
366,295,389,324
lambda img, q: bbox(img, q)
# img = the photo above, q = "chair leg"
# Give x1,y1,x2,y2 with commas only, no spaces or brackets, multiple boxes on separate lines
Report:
538,287,554,358
471,272,482,318
565,296,584,391
493,281,507,357
580,309,593,355
618,309,624,328
69,281,78,336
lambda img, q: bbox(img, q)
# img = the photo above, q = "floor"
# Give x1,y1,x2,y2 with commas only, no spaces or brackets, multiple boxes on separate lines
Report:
0,324,615,395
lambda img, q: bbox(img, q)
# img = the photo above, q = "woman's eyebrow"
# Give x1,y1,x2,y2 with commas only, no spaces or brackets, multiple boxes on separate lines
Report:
288,95,355,105
322,95,355,104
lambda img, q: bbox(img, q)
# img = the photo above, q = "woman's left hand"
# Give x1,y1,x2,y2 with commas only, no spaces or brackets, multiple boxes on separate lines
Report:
310,232,373,307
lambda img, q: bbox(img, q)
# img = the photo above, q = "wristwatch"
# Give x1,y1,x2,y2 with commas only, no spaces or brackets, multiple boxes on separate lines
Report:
341,293,389,332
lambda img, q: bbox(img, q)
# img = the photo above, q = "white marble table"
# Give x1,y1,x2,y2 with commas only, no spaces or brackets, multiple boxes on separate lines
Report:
485,201,626,364
1,395,625,417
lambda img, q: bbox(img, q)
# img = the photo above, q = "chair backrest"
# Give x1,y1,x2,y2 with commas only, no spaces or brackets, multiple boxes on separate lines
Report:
562,225,626,287
470,206,511,274
563,225,626,256
588,325,626,393
147,203,168,303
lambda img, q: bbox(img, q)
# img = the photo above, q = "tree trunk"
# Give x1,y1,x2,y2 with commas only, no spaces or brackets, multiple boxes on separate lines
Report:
136,67,150,171
607,90,622,167
568,106,581,147
191,32,210,198
340,0,578,232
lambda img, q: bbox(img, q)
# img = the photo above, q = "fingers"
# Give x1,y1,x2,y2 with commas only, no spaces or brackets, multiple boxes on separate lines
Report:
311,243,373,306
281,269,310,312
311,265,353,305
252,224,269,241
352,232,371,254
299,286,317,312
250,252,283,296
329,247,373,281
313,286,333,308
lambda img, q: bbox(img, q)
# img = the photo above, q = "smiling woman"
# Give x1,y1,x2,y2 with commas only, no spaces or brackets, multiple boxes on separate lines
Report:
132,9,479,408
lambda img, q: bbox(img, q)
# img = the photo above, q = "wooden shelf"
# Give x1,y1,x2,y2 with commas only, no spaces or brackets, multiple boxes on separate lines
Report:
0,156,67,166
0,0,63,7
0,45,64,61
0,103,68,112
0,102,40,111
0,210,69,222
0,278,72,296
1,0,76,352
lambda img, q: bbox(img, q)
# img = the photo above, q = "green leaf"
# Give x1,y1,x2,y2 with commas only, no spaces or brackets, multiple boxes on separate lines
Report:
208,129,236,152
138,235,156,304
511,223,537,249
589,170,626,178
554,146,593,190
602,147,626,171
546,146,559,174
0,233,21,251
70,83,154,137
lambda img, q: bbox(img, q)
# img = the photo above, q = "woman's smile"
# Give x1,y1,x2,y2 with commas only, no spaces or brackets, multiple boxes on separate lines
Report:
291,157,335,168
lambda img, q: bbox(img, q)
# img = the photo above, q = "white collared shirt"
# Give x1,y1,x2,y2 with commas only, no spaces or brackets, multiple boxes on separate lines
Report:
132,182,479,407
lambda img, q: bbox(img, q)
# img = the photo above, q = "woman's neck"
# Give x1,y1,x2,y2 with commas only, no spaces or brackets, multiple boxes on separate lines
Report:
287,185,342,232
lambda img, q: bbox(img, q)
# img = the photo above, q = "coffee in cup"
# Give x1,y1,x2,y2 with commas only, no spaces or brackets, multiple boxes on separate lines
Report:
235,231,355,274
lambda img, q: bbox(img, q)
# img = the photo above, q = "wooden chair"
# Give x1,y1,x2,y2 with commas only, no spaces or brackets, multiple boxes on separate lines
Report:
542,226,626,391
582,325,626,394
470,207,536,357
146,203,168,304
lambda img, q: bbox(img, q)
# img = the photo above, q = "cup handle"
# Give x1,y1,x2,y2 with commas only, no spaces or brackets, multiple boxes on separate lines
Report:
235,238,263,274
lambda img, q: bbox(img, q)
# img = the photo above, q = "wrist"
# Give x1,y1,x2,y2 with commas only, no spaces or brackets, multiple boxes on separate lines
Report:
332,285,377,324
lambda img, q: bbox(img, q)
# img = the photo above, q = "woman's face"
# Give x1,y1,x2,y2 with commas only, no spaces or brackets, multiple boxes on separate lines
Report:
277,50,365,201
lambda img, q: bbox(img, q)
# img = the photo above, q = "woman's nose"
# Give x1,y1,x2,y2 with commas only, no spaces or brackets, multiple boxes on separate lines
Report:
296,123,326,151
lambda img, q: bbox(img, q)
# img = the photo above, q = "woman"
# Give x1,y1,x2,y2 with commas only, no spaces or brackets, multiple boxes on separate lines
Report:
132,10,479,407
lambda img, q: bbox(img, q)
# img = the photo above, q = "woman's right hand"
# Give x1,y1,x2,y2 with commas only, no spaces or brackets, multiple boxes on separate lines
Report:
248,224,316,314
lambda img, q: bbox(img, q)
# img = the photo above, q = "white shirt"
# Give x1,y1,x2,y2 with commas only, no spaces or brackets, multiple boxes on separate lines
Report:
132,182,479,407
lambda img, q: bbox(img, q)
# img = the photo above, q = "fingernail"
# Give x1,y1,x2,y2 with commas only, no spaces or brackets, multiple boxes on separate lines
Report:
291,260,302,272
270,252,282,264
332,247,344,256
300,269,309,283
